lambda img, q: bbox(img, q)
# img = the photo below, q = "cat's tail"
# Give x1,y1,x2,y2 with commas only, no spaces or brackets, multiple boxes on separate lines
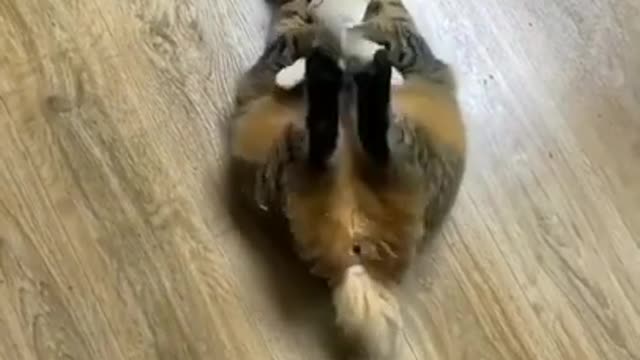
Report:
332,265,403,358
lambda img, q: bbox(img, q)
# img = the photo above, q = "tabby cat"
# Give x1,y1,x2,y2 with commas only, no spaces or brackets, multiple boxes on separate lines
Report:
228,0,466,358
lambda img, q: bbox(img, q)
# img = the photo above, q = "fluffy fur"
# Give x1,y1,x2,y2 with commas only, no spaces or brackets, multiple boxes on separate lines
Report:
229,0,466,358
274,0,405,90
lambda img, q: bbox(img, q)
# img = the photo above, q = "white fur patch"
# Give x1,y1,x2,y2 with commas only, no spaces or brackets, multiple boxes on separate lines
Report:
275,58,404,90
275,58,306,90
391,67,404,86
333,265,402,359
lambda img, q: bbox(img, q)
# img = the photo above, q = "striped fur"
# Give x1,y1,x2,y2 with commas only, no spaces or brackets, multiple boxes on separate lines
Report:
228,0,466,357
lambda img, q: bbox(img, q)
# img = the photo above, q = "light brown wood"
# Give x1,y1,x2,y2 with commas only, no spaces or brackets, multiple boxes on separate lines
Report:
1,0,639,359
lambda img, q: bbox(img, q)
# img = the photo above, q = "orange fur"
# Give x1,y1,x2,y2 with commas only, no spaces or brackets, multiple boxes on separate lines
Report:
285,125,422,358
231,94,303,164
285,79,464,284
229,1,466,358
285,119,425,285
231,78,465,359
393,77,466,153
283,79,465,358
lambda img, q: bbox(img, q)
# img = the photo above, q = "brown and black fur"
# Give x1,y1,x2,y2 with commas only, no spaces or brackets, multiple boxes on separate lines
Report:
228,0,466,357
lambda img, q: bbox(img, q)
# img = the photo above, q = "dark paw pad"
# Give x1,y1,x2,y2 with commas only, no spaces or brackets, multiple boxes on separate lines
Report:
306,48,343,88
355,49,392,164
305,48,342,168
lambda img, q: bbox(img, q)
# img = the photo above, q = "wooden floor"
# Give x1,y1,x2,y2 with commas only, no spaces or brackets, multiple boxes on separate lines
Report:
1,0,639,359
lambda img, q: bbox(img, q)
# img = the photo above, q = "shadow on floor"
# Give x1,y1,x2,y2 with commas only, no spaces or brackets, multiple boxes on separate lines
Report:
216,158,352,359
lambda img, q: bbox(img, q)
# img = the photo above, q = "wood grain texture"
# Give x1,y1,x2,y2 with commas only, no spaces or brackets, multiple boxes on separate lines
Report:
0,0,638,359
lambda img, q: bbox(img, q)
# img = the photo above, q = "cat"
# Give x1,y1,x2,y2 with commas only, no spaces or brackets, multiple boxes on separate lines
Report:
228,0,466,358
274,0,406,90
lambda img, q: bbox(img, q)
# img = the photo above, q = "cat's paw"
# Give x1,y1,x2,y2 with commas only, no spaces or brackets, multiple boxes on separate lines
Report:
354,49,393,164
344,34,385,64
275,58,307,90
305,48,343,167
391,66,404,86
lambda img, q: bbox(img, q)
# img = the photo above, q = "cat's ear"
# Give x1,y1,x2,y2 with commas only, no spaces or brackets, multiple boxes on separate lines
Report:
355,49,392,165
305,48,343,168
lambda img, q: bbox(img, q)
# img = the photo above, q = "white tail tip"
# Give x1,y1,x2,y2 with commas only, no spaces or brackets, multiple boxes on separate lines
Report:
333,265,402,359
